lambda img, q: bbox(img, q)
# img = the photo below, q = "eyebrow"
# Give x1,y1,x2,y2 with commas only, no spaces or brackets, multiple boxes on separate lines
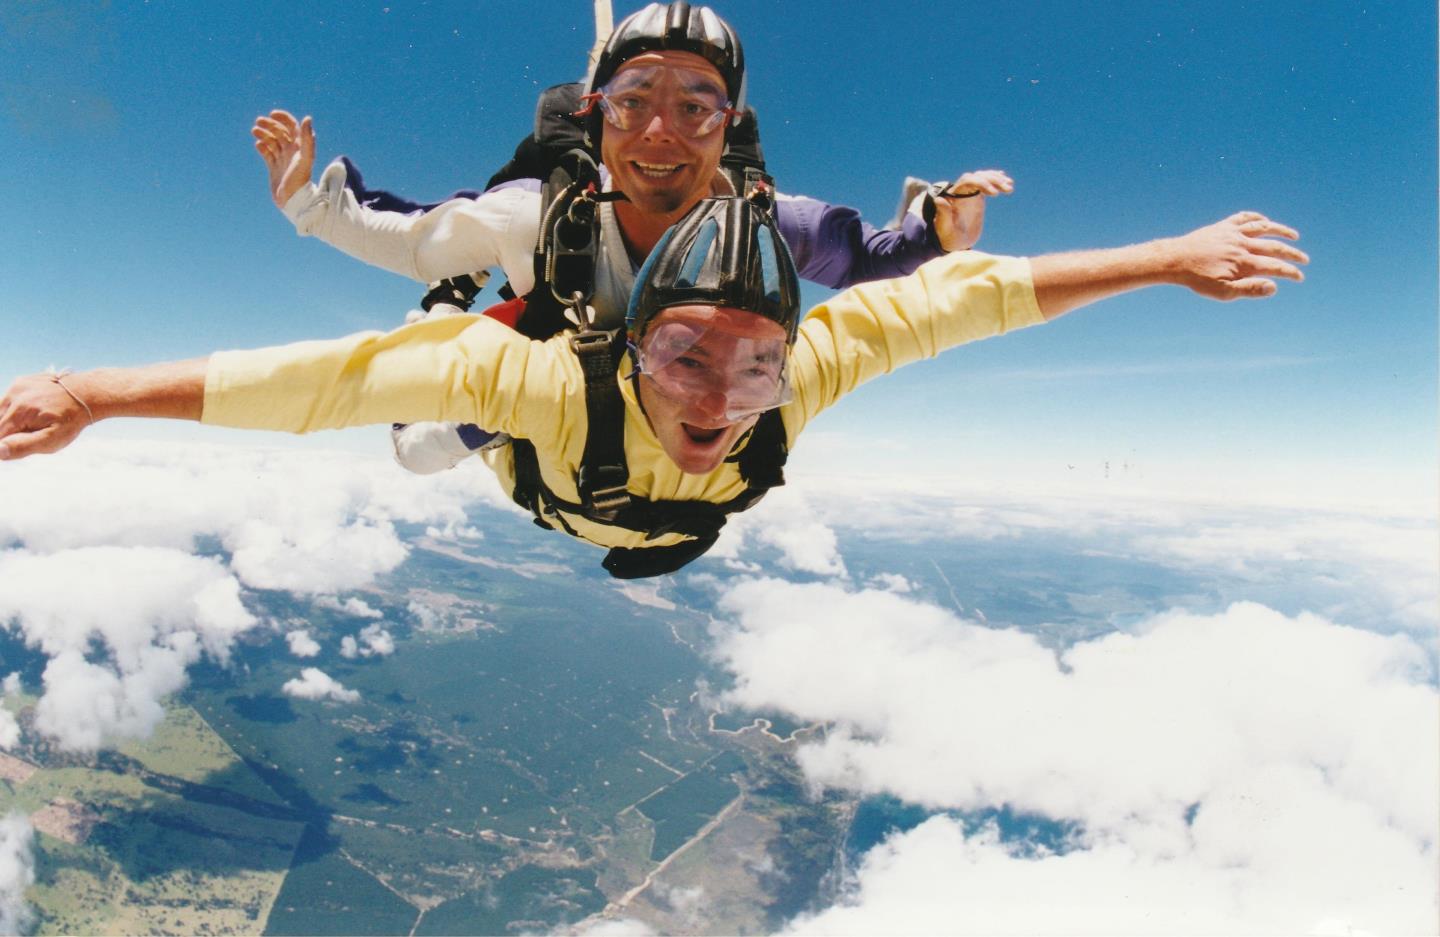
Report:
682,78,725,97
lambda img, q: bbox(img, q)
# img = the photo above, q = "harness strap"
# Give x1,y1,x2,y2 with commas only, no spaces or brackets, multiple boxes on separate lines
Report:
572,328,632,518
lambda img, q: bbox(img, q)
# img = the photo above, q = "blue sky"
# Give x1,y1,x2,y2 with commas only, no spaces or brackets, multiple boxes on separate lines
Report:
1,0,1434,504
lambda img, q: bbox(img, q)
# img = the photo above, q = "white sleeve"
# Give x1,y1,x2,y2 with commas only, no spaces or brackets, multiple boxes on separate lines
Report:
281,160,539,295
390,422,476,474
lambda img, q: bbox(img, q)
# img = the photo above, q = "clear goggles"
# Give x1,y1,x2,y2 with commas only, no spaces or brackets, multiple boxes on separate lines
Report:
585,65,739,138
637,320,792,421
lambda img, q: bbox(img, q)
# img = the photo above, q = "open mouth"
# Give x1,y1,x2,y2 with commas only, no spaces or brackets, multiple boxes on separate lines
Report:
633,160,683,179
682,423,724,444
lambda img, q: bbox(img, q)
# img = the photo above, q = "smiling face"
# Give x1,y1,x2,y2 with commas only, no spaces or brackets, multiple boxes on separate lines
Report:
635,304,789,475
599,50,729,220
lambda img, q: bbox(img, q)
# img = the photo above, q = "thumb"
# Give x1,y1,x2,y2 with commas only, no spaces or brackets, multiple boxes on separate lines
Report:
1225,277,1279,299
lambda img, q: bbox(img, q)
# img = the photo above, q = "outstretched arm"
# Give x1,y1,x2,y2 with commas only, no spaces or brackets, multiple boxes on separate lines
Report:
1032,211,1307,319
0,360,206,460
785,210,1307,432
252,109,316,209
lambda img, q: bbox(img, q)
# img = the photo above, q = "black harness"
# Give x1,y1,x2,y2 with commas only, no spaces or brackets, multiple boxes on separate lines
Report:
422,83,788,579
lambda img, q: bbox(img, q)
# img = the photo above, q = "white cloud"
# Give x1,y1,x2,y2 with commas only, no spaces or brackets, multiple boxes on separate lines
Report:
709,488,846,577
281,668,360,704
787,809,1435,936
712,580,1439,934
0,813,34,937
657,884,707,932
313,596,383,619
865,572,913,593
407,600,441,630
339,624,395,660
285,629,321,658
752,475,1438,639
0,674,19,749
356,623,395,657
0,440,496,596
0,440,493,750
0,546,256,751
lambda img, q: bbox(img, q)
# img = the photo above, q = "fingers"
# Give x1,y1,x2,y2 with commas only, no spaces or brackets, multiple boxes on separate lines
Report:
1239,219,1299,241
1244,236,1309,267
1242,254,1305,282
251,111,311,152
1224,210,1300,243
256,109,299,135
297,116,315,162
1219,277,1279,300
1227,213,1307,282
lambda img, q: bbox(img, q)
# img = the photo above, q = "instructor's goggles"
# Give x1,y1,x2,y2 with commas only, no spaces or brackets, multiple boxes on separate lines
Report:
584,65,739,138
637,320,792,420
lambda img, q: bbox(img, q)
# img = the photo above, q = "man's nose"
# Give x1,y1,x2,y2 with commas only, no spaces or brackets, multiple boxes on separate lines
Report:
692,391,728,421
640,110,678,140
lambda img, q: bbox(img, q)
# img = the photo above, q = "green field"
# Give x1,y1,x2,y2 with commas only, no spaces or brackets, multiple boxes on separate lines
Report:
636,752,744,861
263,825,420,936
415,865,605,936
3,512,857,935
0,703,307,935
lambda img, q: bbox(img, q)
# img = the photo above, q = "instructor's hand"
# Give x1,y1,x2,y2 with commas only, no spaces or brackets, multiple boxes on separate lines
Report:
0,373,92,461
252,109,316,209
1168,212,1308,300
933,169,1014,252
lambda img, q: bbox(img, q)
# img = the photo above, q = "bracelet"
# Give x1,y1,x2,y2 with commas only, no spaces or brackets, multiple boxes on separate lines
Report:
927,181,982,201
45,367,95,424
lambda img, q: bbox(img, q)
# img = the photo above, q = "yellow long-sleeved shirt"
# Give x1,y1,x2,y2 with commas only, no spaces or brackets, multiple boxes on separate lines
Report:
203,251,1043,551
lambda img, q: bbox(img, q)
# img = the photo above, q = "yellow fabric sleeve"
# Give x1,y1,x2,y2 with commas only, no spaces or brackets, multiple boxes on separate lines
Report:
202,314,580,450
782,251,1043,438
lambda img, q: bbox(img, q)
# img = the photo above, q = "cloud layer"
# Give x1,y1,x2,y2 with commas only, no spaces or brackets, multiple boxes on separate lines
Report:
0,813,34,937
710,579,1438,934
0,546,255,751
0,440,490,751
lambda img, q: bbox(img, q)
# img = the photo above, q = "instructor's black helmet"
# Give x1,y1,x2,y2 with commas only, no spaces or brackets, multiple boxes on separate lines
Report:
583,1,747,147
627,196,800,342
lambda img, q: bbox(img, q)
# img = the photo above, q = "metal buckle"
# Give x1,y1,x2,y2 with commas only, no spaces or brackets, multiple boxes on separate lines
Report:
580,463,631,518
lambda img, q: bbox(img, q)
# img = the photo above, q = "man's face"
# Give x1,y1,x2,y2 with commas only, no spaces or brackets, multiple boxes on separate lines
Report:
635,305,789,475
599,51,730,217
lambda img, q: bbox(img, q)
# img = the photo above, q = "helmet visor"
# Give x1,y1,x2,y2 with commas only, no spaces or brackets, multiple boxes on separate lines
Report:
638,320,792,420
597,65,736,137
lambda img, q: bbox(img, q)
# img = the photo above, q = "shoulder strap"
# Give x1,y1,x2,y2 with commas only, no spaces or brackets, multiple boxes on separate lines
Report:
571,328,631,517
721,106,773,199
733,408,787,493
485,83,592,192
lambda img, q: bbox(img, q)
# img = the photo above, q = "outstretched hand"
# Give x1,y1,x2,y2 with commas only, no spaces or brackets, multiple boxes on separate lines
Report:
933,169,1014,252
1168,212,1308,300
252,109,315,209
0,373,92,461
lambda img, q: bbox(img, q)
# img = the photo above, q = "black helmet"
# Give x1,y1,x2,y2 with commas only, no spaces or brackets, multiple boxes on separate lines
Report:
627,196,800,342
583,2,746,146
